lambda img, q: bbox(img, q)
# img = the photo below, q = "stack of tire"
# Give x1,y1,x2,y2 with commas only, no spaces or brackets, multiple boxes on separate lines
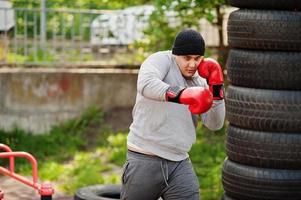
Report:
222,0,301,199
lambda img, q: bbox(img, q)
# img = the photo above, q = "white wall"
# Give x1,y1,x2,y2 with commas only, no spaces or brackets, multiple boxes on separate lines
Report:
0,68,138,133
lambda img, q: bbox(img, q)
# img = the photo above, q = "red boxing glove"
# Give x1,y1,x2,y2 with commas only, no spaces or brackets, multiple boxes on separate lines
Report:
198,58,224,100
166,86,213,114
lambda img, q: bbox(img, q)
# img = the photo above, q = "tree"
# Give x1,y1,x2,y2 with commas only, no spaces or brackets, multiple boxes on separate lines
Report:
11,0,228,65
135,0,228,65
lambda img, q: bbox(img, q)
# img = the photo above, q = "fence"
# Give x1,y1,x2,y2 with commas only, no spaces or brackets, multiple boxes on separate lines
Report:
0,6,236,67
0,7,120,67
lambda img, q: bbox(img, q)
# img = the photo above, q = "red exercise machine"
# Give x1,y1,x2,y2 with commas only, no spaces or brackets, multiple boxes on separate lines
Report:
0,143,54,200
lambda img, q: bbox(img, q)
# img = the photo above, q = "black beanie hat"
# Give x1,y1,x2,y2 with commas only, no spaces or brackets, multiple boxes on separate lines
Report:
172,29,205,56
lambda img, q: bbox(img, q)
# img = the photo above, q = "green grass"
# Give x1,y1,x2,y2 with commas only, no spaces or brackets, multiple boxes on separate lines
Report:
0,106,104,164
0,107,227,199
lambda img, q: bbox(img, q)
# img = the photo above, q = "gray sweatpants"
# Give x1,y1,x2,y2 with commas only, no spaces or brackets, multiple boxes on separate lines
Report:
121,150,200,200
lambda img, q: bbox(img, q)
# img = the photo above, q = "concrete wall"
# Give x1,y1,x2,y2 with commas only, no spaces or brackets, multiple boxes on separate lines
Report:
0,68,138,134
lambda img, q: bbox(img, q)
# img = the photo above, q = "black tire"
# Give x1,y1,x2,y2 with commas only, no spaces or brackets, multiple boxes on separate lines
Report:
226,0,301,10
227,10,301,51
74,185,121,200
226,49,301,90
222,159,301,200
225,85,301,132
41,196,52,200
226,125,301,169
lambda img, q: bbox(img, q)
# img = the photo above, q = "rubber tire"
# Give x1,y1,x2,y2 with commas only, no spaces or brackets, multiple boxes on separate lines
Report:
225,85,301,132
226,49,301,90
227,10,301,51
222,159,301,200
41,196,52,200
74,185,121,200
226,0,301,10
226,125,301,169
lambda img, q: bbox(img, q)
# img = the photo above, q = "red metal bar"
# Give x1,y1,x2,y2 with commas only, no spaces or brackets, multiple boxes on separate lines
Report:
0,144,54,198
0,144,14,172
0,152,39,188
0,190,4,200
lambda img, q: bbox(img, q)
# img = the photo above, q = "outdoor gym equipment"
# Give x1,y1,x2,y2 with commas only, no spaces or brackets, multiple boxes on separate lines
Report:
0,143,54,200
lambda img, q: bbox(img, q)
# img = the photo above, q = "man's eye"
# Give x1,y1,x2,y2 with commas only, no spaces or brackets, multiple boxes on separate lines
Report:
196,57,204,62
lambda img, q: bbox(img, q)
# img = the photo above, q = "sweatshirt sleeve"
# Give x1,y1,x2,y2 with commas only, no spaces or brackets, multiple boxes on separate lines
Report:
137,52,171,101
201,99,225,131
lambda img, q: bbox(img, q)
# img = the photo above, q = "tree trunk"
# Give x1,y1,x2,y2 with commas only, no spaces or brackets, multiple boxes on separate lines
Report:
215,5,229,69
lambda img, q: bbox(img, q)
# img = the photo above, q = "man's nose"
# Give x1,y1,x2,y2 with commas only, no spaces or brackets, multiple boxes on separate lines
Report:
188,61,198,68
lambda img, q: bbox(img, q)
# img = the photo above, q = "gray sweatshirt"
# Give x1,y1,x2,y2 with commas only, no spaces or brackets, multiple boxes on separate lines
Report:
128,51,225,161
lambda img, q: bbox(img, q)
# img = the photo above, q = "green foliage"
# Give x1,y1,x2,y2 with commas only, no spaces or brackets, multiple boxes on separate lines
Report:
9,0,228,65
11,0,226,47
12,0,152,10
0,106,104,167
0,106,123,194
8,47,94,64
38,161,66,181
134,0,225,54
26,48,57,62
60,152,109,192
6,52,27,63
106,133,128,166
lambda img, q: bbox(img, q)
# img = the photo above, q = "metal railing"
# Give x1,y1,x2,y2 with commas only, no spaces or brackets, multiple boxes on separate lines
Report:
0,6,234,67
0,143,54,200
1,7,122,67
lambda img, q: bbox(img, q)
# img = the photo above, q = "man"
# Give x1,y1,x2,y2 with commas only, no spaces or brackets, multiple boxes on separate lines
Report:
121,29,225,200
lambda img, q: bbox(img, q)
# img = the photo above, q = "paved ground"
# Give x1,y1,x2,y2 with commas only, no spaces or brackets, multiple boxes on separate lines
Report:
0,176,73,200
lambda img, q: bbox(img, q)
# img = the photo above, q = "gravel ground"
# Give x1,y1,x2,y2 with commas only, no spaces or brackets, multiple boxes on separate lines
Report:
0,176,73,200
